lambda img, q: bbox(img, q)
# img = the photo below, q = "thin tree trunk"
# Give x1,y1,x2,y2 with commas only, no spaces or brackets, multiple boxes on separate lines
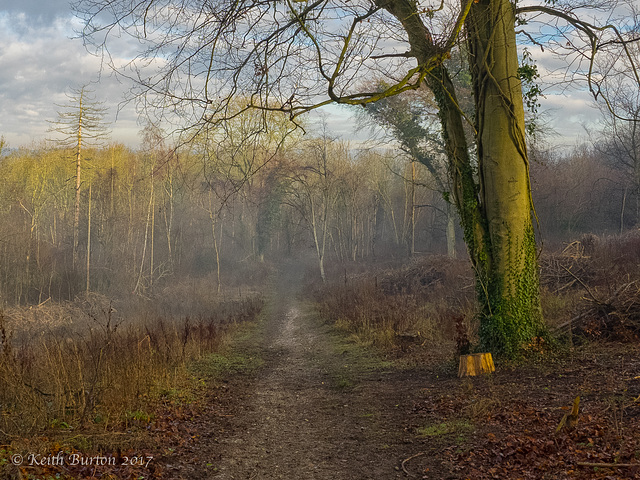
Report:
446,202,456,259
211,216,221,294
163,163,174,269
73,96,83,269
308,195,326,283
150,176,155,293
209,191,222,294
134,186,153,295
411,161,416,255
86,182,92,293
110,146,115,217
621,184,627,234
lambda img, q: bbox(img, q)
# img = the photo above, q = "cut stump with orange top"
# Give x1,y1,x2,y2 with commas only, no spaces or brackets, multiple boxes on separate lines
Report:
458,353,495,377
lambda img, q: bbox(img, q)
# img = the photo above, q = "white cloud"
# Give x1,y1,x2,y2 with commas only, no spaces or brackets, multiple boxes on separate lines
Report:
526,46,602,148
0,10,140,148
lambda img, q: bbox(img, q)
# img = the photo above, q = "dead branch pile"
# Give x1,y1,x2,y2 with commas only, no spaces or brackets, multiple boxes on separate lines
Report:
539,240,597,293
553,281,640,340
543,234,640,340
377,256,473,298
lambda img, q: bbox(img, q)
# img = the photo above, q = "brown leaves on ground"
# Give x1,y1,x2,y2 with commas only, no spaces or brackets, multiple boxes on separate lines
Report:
404,343,640,479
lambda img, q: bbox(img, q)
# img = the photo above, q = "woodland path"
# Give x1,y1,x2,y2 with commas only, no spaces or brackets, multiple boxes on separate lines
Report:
157,264,640,480
164,263,419,480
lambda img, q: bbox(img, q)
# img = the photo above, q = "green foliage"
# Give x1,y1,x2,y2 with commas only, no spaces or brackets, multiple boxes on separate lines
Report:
518,48,543,137
479,224,546,357
125,410,153,423
361,80,446,186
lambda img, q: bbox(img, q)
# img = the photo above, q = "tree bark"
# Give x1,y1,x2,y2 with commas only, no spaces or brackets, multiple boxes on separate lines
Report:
381,0,544,355
466,0,543,354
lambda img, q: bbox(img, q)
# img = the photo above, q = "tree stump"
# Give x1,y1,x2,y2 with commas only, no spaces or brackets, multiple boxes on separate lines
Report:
458,353,495,377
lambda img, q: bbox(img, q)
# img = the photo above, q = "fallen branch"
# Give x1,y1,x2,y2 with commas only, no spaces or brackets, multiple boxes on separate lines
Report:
577,462,639,468
560,265,600,303
553,311,590,334
401,452,426,476
552,281,639,334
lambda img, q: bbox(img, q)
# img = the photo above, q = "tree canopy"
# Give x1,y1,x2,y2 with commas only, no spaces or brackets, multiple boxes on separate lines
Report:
74,0,639,131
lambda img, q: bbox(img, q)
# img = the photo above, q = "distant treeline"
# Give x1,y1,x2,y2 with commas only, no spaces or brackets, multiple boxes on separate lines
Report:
0,134,634,305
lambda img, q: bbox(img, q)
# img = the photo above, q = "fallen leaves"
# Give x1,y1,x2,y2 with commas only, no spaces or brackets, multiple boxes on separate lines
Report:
407,344,640,479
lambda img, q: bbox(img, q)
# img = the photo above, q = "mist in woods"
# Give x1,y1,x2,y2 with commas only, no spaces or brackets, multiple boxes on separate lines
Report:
0,124,637,305
2,0,640,477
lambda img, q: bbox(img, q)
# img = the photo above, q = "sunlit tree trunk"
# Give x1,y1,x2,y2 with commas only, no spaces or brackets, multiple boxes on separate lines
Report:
208,190,222,294
387,0,544,354
162,160,175,270
134,184,153,295
149,173,155,293
86,182,92,293
466,0,543,354
73,98,83,269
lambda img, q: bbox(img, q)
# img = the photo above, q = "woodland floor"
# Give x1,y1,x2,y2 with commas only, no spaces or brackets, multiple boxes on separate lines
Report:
154,265,640,480
8,264,640,480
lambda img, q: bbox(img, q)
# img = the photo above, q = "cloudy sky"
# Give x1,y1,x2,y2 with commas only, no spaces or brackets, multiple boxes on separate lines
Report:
0,0,141,148
0,0,602,151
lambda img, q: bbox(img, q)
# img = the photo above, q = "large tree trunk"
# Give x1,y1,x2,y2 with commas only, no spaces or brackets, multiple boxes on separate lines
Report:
382,0,544,355
466,0,543,355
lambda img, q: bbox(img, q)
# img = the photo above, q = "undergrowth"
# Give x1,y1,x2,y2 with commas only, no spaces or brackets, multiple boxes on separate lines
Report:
315,256,476,356
315,232,640,359
0,294,264,443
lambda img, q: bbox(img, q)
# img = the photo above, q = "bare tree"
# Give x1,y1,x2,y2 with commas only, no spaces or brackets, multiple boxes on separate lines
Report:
589,32,640,227
357,80,460,257
187,102,296,290
282,133,345,283
49,85,110,269
74,0,639,354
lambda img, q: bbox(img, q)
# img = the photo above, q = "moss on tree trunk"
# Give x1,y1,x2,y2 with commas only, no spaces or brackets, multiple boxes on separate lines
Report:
423,0,544,356
467,0,544,355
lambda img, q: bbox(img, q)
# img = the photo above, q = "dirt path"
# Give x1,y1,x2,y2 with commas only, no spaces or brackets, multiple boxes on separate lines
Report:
164,266,416,480
150,264,640,480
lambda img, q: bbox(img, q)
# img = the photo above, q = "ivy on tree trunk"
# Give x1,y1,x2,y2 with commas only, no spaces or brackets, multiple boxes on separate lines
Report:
423,0,545,356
